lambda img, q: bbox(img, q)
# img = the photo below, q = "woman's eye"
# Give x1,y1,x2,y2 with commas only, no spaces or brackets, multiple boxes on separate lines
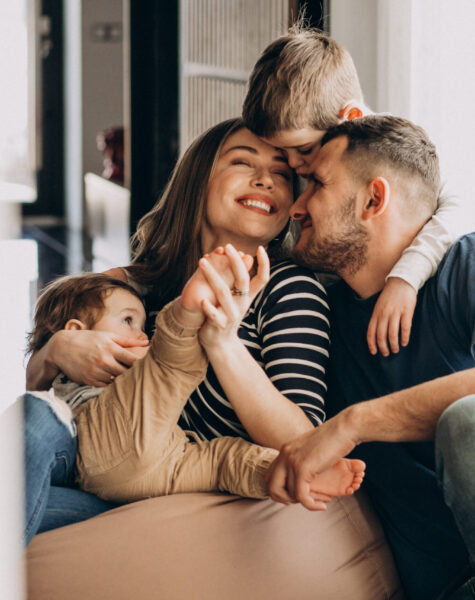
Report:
231,159,251,167
124,316,133,325
298,147,314,156
275,170,291,181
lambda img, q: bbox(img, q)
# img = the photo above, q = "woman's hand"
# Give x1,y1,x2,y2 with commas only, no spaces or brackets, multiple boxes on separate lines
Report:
27,329,149,390
198,245,270,351
367,277,417,356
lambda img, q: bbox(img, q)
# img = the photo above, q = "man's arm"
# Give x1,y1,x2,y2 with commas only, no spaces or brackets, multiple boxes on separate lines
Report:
267,367,475,509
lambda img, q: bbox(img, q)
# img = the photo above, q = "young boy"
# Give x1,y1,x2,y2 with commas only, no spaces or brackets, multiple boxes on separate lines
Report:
242,24,468,356
25,247,365,520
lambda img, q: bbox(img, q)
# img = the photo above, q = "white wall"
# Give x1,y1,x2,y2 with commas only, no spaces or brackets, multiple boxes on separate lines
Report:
331,0,475,231
0,239,37,600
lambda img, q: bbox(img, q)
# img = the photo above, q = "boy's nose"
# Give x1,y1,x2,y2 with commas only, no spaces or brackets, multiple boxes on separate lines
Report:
286,152,304,170
136,330,148,342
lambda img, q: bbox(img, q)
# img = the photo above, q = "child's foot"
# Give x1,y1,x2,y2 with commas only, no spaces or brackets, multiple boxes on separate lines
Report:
308,458,365,498
180,247,253,313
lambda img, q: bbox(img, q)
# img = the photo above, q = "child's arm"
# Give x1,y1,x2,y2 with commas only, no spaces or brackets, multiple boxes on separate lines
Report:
175,246,255,328
367,194,473,355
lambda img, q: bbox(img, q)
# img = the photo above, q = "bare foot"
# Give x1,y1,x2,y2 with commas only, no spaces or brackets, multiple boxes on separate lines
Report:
308,458,366,498
180,246,253,313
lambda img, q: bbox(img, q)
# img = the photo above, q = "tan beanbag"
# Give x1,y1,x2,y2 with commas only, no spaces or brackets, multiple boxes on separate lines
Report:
27,490,404,600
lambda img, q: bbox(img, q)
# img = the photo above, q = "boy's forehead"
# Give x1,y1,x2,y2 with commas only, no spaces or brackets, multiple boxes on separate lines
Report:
261,128,326,150
312,136,350,174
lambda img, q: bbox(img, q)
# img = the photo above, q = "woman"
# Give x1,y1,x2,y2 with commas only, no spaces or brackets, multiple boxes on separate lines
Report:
25,118,330,538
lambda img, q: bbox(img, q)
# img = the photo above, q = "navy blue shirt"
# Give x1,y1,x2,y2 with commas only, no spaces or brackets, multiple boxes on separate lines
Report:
326,234,475,469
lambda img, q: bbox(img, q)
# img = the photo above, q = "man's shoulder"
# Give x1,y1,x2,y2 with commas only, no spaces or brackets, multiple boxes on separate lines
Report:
433,233,475,287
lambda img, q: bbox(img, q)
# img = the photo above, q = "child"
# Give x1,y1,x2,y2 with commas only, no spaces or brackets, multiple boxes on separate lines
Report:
242,24,470,356
25,246,365,521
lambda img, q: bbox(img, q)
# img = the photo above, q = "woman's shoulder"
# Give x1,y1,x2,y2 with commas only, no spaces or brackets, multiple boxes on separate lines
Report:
105,266,150,298
251,259,328,314
267,259,326,292
103,267,128,282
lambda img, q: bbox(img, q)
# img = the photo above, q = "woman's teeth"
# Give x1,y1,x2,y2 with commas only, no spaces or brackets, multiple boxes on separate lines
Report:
241,199,272,213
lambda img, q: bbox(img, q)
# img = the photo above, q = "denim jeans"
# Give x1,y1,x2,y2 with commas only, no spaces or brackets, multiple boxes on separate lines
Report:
436,395,475,599
355,439,470,599
23,393,118,546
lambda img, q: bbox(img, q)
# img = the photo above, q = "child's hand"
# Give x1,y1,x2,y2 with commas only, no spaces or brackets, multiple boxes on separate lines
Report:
198,245,270,350
176,246,254,328
366,277,417,356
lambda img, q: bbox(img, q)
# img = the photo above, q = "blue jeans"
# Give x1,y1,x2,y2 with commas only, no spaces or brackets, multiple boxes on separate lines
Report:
355,426,472,598
436,395,475,599
23,393,118,546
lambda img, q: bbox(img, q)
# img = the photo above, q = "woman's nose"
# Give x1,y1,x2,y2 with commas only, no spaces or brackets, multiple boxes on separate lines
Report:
136,330,148,341
251,169,273,189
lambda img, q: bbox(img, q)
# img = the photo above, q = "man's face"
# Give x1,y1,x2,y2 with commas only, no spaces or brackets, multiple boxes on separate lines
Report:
289,136,369,275
261,128,327,178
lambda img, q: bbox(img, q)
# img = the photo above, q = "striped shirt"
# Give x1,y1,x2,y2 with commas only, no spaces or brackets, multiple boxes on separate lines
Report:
178,260,330,441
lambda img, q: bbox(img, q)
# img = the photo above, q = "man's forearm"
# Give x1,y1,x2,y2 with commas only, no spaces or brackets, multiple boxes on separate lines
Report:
347,367,475,445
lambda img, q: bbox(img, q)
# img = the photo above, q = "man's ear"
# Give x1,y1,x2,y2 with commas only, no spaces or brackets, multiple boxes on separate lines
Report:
339,101,365,121
64,318,87,331
362,177,390,220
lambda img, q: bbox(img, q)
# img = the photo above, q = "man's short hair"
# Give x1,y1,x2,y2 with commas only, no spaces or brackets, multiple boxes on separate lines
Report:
27,273,144,354
242,23,363,137
321,115,440,217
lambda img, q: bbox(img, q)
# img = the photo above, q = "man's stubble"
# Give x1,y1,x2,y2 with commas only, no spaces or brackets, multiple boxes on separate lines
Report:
292,194,369,276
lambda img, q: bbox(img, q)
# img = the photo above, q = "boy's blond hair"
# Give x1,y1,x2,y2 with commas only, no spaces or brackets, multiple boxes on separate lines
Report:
242,23,363,136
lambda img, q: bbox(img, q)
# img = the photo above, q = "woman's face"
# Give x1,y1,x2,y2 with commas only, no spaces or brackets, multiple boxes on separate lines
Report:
201,128,294,253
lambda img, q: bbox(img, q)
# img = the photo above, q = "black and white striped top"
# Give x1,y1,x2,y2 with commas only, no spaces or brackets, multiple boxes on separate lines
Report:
178,260,330,441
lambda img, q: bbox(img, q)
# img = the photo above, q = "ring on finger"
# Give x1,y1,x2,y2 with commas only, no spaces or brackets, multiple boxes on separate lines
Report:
231,287,249,296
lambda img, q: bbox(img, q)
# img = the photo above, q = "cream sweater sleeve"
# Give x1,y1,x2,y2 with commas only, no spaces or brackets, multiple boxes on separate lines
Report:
388,193,475,291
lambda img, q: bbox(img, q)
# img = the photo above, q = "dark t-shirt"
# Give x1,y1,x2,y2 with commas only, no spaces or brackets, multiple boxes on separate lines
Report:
326,233,475,469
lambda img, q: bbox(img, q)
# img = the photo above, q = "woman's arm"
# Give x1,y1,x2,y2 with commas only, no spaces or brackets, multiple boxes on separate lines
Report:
199,252,329,450
26,266,146,391
26,329,148,390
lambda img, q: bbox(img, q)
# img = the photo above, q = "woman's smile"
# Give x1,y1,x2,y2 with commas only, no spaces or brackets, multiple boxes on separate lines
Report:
202,127,293,253
235,193,276,215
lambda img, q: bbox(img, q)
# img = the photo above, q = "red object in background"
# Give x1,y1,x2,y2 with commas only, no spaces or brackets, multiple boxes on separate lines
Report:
96,126,124,184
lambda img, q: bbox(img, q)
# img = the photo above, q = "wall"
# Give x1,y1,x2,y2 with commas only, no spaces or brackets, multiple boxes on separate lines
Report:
331,0,475,232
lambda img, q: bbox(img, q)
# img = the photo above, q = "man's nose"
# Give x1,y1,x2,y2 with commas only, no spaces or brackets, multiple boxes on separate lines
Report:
289,190,309,221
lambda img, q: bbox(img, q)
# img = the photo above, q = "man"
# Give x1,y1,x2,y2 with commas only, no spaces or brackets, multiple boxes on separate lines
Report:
267,114,475,600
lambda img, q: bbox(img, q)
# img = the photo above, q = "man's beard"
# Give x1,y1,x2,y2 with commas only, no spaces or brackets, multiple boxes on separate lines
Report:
292,194,369,276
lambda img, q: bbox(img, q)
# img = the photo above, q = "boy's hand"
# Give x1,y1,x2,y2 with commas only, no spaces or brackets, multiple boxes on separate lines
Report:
198,245,270,350
366,277,417,356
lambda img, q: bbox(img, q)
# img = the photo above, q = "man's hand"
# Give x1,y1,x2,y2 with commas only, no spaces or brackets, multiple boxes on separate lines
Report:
267,411,359,510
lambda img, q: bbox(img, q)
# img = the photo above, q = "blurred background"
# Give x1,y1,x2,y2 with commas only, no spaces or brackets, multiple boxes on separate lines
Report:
1,1,474,597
